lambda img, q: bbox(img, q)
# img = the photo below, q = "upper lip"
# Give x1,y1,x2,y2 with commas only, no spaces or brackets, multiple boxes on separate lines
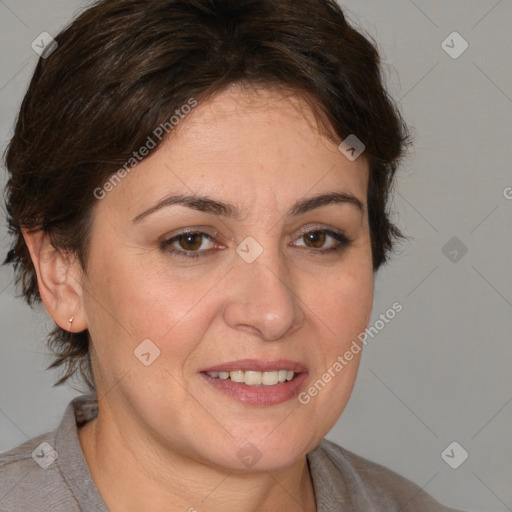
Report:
200,359,308,373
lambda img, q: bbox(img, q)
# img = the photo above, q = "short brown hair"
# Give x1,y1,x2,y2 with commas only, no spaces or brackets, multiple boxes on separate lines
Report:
3,0,409,389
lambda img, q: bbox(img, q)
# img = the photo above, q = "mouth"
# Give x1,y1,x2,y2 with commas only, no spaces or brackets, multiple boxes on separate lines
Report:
199,359,308,406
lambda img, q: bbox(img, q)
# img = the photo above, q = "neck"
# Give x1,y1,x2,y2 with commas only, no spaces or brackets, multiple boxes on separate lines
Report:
78,402,317,512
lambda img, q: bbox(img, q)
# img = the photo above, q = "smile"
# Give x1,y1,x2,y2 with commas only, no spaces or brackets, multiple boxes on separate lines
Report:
204,370,296,386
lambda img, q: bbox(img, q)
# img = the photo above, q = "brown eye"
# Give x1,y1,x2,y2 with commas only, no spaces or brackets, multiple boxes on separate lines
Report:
293,228,351,254
177,233,203,251
303,231,326,249
161,231,219,260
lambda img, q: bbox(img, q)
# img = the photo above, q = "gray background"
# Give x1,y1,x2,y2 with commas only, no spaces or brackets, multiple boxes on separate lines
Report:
1,1,511,511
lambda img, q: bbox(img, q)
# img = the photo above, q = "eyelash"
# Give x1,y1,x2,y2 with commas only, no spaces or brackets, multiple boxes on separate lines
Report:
161,228,351,260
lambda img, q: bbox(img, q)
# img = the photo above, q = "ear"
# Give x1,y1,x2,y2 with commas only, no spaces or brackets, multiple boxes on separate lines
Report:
22,228,87,333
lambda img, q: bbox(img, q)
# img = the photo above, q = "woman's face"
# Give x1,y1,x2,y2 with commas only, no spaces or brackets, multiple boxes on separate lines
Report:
80,86,374,471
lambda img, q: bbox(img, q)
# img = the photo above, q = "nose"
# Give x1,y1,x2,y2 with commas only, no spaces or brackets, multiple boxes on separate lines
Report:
223,245,305,341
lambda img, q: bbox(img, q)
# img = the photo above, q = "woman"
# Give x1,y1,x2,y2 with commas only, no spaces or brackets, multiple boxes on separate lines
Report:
1,0,465,510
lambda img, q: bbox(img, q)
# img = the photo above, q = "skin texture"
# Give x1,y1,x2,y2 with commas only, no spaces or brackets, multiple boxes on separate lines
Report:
23,85,374,512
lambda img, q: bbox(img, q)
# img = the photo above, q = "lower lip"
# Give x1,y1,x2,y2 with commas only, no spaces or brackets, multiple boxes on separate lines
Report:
200,372,308,406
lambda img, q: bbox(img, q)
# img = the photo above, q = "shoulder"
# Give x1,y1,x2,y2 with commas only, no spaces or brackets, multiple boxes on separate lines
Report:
0,430,79,511
308,439,466,512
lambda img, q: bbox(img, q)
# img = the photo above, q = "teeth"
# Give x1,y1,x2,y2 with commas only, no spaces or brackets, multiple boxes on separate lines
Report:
230,370,244,383
206,369,297,386
261,371,278,386
244,371,262,386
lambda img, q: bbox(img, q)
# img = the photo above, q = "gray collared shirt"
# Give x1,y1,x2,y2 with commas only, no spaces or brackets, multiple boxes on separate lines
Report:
0,393,464,511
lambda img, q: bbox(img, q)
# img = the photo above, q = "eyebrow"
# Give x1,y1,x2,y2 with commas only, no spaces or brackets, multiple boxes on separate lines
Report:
132,191,365,223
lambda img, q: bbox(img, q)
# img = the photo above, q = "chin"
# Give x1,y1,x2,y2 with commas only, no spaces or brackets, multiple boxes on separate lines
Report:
192,430,318,474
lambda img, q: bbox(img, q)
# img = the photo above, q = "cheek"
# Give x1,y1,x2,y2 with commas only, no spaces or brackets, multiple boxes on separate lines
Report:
292,289,372,442
82,241,220,369
305,254,374,344
338,266,374,330
300,250,373,408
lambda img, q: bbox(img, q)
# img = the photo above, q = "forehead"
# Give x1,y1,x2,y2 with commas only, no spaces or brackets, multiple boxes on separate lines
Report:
98,86,369,221
171,86,352,169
